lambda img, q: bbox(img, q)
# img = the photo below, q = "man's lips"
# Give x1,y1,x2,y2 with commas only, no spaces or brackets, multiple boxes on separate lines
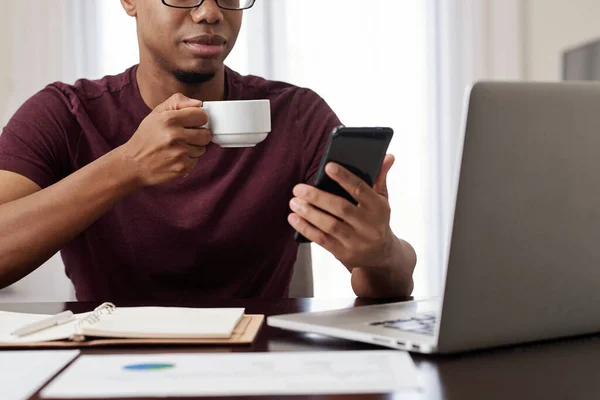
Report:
183,34,227,57
184,34,227,45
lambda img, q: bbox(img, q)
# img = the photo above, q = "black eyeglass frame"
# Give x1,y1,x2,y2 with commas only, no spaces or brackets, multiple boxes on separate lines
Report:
161,0,256,10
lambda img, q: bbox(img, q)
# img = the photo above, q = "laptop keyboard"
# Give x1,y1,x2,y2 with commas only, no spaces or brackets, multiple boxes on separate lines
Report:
369,314,437,336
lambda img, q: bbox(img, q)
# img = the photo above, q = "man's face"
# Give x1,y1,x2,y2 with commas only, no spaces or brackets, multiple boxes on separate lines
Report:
128,0,243,81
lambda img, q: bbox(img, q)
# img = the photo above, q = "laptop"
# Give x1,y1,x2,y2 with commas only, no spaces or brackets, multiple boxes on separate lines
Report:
268,82,600,354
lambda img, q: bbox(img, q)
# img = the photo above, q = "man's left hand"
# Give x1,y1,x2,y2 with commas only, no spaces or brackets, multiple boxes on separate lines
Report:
288,154,397,270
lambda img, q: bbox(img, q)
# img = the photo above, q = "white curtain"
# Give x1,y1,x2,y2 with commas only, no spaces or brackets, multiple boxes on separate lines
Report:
435,0,524,199
0,1,100,126
434,0,525,285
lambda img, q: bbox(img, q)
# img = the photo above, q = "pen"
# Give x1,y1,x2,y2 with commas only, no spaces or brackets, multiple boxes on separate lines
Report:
10,310,75,337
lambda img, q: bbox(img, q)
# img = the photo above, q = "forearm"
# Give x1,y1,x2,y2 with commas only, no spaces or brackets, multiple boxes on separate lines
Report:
349,237,416,298
0,147,139,288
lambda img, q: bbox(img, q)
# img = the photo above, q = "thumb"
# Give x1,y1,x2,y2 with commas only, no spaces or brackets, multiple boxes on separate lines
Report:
154,93,202,113
373,154,395,199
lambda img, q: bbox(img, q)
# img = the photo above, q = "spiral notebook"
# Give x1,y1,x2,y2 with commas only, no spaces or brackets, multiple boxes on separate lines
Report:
0,303,264,348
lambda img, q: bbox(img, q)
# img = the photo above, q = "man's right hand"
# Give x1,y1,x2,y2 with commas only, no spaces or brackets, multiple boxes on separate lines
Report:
121,93,212,186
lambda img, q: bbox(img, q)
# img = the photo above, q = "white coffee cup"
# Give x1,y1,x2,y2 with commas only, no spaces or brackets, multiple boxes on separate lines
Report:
202,99,271,148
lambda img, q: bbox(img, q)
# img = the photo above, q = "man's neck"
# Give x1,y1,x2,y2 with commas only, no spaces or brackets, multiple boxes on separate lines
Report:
136,62,226,110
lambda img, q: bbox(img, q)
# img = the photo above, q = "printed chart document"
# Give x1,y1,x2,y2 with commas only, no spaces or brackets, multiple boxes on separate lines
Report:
0,350,79,400
41,350,422,398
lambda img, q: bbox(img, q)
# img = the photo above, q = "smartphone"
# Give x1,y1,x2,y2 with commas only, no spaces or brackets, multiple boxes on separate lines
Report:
294,126,394,243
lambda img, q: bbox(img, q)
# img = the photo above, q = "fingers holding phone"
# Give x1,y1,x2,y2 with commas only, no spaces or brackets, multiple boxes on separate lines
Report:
289,160,394,267
289,126,399,269
292,126,393,243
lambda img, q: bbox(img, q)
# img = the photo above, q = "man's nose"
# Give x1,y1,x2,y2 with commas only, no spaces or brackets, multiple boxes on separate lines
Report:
190,0,224,24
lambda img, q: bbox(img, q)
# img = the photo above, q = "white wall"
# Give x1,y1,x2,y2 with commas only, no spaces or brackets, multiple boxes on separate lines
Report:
524,0,600,80
444,0,600,83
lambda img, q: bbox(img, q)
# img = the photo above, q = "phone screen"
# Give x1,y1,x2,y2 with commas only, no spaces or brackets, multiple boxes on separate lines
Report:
325,135,389,186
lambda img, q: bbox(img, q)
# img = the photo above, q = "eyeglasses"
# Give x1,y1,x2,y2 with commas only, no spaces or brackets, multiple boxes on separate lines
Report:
162,0,256,10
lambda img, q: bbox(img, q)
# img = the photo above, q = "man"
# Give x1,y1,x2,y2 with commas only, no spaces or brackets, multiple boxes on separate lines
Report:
0,0,416,301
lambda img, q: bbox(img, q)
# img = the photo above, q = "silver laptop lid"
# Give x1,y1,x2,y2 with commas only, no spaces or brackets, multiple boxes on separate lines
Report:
438,82,600,353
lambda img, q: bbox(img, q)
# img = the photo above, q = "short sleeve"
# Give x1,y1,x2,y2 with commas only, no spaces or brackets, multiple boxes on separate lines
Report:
0,85,77,189
297,89,343,184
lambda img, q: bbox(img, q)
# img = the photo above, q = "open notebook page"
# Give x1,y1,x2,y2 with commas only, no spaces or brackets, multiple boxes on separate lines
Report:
78,307,245,339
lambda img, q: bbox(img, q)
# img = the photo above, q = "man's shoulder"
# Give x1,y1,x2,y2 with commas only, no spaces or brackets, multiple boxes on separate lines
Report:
49,66,137,104
227,67,322,104
5,65,140,139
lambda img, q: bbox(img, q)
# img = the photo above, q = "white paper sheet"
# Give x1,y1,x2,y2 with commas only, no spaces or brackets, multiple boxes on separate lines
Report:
41,350,421,398
0,350,80,400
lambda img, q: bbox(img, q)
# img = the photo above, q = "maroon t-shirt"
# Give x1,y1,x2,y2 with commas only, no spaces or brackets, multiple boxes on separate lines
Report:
0,65,341,301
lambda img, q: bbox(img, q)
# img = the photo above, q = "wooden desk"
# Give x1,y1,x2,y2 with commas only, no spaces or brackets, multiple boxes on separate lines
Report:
2,298,600,400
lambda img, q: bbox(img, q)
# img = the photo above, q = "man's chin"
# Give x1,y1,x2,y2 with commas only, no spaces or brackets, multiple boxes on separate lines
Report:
172,69,217,85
